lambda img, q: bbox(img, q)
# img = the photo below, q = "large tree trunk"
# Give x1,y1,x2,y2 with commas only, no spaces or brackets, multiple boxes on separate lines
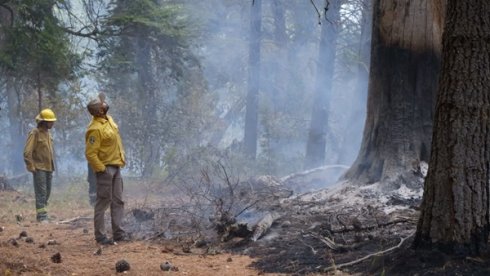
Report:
342,0,444,189
243,0,262,159
304,0,341,170
414,0,490,256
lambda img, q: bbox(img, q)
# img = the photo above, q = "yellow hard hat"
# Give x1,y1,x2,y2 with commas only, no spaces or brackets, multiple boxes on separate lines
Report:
35,108,57,122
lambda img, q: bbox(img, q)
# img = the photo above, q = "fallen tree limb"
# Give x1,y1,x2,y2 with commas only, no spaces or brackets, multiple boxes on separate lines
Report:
323,231,415,272
57,216,92,224
308,233,338,250
309,232,373,252
330,217,415,234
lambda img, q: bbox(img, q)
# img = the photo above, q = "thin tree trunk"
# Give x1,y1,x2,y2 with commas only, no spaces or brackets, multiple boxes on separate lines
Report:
304,0,341,169
414,0,490,255
342,0,444,189
243,0,262,159
338,0,372,165
135,34,159,177
271,0,286,112
6,77,24,174
37,72,42,111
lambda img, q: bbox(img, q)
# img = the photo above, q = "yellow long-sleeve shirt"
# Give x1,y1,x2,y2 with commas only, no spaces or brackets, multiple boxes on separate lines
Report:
23,128,55,172
85,115,125,173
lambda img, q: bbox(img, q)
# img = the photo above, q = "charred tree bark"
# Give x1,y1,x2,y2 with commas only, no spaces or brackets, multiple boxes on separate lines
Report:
414,0,490,256
343,0,444,188
243,0,262,159
304,0,341,169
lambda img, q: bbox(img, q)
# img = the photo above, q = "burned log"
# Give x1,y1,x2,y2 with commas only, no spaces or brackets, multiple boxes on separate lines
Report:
219,211,281,242
207,172,291,242
250,211,281,241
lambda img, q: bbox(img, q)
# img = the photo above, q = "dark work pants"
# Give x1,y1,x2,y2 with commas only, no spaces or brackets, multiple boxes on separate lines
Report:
33,170,52,221
94,166,125,241
87,164,96,205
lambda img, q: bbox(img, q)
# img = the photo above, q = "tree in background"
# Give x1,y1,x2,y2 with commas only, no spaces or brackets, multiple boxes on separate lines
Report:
0,0,373,180
243,0,262,159
0,0,80,175
338,0,372,165
414,0,490,256
343,0,444,189
100,0,214,177
304,0,341,169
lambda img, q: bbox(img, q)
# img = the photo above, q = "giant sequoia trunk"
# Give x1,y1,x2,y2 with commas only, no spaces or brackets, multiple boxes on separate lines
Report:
414,0,490,256
304,0,341,169
343,0,444,188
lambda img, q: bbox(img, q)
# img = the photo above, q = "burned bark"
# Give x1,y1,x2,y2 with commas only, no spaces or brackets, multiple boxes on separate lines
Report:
414,0,490,256
343,0,444,189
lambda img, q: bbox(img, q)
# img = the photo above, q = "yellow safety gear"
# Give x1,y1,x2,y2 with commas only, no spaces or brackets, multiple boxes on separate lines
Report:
23,128,55,172
85,115,125,173
35,108,57,122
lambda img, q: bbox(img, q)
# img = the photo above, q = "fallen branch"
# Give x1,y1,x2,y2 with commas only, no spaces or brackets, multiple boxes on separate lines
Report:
330,217,415,234
145,231,166,241
299,238,318,255
310,232,374,252
57,216,92,224
323,231,415,272
308,233,338,250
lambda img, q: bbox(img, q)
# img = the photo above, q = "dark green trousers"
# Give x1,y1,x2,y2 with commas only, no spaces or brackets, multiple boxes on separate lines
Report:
87,164,96,206
33,170,52,221
94,166,125,241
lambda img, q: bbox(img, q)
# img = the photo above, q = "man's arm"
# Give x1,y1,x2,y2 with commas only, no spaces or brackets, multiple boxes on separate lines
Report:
23,130,36,172
85,129,105,172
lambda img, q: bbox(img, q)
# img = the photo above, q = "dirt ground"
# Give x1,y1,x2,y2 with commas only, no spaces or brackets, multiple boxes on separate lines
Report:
0,185,285,276
5,177,490,276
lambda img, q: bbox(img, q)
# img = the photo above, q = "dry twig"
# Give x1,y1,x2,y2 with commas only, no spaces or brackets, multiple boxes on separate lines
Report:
57,216,92,224
323,232,415,272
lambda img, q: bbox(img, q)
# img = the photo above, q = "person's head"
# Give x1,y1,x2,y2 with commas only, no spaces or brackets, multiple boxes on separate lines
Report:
35,109,56,129
87,92,109,117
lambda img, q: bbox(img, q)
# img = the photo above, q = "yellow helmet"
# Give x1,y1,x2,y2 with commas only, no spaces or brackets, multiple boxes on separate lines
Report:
35,108,57,122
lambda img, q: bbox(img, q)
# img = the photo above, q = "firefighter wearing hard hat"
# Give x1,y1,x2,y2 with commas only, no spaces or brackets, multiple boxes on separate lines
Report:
23,108,56,222
85,93,128,245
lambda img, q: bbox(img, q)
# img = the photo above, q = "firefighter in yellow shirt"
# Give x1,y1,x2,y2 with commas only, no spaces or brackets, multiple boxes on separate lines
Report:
23,108,56,222
85,93,128,245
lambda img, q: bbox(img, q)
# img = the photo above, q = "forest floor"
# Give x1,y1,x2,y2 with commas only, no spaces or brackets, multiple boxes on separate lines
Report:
2,176,490,275
0,180,276,276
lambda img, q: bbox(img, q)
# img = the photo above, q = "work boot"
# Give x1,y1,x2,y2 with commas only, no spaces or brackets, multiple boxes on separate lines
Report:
113,233,132,242
96,236,114,245
37,213,48,223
